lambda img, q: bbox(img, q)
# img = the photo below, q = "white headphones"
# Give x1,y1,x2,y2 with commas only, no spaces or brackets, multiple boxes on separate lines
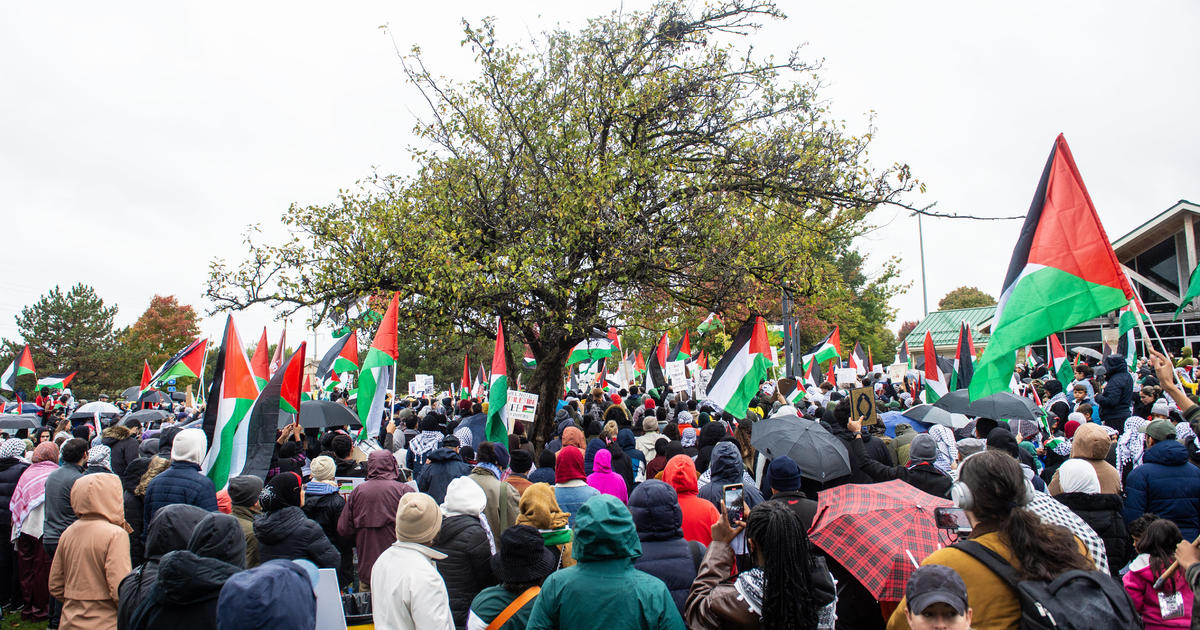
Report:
951,451,1036,512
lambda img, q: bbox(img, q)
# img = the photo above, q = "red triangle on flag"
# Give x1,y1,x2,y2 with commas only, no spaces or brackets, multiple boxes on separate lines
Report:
370,293,400,360
250,328,270,381
490,318,507,377
279,342,306,413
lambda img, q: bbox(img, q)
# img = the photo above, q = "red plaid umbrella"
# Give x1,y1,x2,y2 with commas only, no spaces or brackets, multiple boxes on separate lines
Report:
807,480,952,602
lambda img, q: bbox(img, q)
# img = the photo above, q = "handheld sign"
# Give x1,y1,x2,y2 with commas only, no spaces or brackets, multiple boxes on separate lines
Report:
850,386,879,426
887,363,907,382
835,368,857,387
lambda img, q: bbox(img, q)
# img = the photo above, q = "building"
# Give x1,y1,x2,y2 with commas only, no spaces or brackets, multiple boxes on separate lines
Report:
902,306,993,356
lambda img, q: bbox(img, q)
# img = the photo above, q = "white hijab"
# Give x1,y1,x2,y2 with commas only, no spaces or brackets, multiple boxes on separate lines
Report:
1058,458,1101,495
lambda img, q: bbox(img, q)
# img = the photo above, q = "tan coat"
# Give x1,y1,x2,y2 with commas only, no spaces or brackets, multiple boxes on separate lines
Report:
48,473,132,630
1048,423,1122,495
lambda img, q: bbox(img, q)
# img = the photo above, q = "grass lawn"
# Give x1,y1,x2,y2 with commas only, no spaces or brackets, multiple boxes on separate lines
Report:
2,611,46,629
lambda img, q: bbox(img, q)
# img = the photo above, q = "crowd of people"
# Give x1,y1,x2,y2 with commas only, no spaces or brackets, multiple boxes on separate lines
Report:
4,344,1200,628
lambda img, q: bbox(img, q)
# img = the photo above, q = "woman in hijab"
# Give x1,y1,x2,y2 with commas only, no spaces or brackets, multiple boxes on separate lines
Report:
552,446,598,527
587,448,629,503
10,442,57,621
1053,459,1131,576
515,482,574,568
680,428,699,458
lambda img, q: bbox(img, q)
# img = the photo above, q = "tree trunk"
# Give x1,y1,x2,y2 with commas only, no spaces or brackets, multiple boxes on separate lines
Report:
527,340,571,455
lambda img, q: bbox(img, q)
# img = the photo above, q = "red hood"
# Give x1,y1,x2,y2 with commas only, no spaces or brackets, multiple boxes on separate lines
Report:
663,454,698,495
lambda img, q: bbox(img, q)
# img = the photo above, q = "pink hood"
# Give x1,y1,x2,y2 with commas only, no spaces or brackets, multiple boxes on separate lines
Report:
586,449,628,504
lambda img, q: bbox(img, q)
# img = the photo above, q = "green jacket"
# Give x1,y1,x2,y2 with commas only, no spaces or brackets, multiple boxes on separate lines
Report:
526,494,684,630
890,424,917,466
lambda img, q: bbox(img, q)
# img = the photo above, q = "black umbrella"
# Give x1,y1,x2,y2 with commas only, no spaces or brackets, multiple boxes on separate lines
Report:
931,389,971,415
902,404,970,429
126,409,172,424
122,387,171,406
967,391,1040,421
0,414,40,430
277,400,360,430
750,409,850,482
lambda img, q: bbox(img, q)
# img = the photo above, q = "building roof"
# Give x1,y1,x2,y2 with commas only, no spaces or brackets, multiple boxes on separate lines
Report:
904,306,994,350
1112,199,1199,261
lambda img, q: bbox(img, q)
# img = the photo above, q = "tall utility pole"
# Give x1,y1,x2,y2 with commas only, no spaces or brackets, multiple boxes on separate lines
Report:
917,213,929,317
781,287,793,377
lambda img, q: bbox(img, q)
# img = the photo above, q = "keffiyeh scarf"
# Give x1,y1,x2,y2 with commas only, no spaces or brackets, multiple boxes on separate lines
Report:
408,430,443,461
1117,417,1148,479
927,424,958,475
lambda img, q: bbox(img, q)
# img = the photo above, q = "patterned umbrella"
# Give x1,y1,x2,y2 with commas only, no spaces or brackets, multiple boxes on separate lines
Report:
808,480,952,602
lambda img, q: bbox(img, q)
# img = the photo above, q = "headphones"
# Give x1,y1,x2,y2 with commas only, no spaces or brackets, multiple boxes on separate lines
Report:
950,450,1036,512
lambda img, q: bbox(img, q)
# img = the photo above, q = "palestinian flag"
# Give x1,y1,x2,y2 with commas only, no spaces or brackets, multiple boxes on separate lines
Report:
970,135,1133,400
200,316,261,491
704,316,770,418
848,342,867,375
923,331,948,402
316,330,359,382
250,328,271,388
460,353,471,398
669,332,692,363
1047,333,1072,391
1119,298,1150,336
645,332,669,394
950,323,976,391
323,371,341,392
301,375,314,403
279,342,307,414
357,293,399,440
634,351,646,376
697,312,723,334
607,327,622,353
808,327,841,367
473,363,488,398
269,330,286,378
150,338,207,385
803,354,825,388
485,318,509,443
566,333,617,366
1,345,36,392
1024,346,1042,369
523,345,536,369
36,372,76,390
1177,261,1200,320
897,341,913,370
695,350,709,370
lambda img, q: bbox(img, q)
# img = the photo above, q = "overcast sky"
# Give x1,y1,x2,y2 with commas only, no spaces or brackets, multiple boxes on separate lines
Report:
2,1,1197,354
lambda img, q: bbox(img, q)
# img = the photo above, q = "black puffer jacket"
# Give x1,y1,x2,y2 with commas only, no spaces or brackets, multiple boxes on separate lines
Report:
432,513,496,629
102,425,141,476
853,439,953,499
417,448,472,504
698,442,764,512
0,456,29,524
1056,492,1132,577
629,479,702,615
118,503,209,630
1095,354,1134,431
301,485,353,587
121,457,152,567
253,505,341,569
694,422,727,474
127,513,246,630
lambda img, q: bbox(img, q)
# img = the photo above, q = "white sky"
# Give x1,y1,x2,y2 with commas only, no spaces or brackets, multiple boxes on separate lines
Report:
2,0,1197,353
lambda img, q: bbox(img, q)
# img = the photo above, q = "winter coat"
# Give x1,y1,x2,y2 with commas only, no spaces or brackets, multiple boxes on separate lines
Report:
117,503,209,630
694,423,727,474
1124,553,1193,629
230,505,259,569
862,431,895,466
1056,492,1132,576
889,424,918,466
336,449,411,583
417,448,473,504
1049,423,1123,495
48,473,132,630
143,461,219,527
253,505,340,569
468,467,519,546
768,491,818,530
528,466,555,485
698,442,764,512
630,479,703,615
617,429,646,479
215,560,316,629
636,430,663,463
587,448,629,503
120,458,150,567
127,513,245,630
506,473,532,496
370,541,455,630
433,514,496,629
0,456,29,526
854,438,952,499
302,482,353,586
526,495,685,630
1124,440,1200,540
827,420,871,484
42,462,85,551
101,425,141,476
663,455,719,545
1096,354,1134,430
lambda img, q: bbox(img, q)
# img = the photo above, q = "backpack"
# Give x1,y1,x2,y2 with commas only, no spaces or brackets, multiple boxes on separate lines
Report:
954,540,1143,629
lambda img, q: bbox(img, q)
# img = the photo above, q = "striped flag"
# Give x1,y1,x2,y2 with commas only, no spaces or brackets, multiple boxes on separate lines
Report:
201,316,261,490
485,318,509,443
704,316,770,418
923,331,948,402
357,293,399,440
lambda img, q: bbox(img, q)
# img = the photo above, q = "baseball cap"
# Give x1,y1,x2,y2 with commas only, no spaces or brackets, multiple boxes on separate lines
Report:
906,565,968,615
1141,419,1176,442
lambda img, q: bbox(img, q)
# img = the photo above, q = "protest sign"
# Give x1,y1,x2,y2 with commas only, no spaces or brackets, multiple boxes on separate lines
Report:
407,381,420,396
506,389,539,425
666,360,688,388
416,374,435,395
887,363,907,382
835,368,857,386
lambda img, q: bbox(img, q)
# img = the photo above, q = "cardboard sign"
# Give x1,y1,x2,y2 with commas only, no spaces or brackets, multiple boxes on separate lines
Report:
850,386,879,426
698,369,713,396
835,368,858,386
416,374,435,396
888,363,907,382
666,360,688,388
407,381,420,396
506,390,539,426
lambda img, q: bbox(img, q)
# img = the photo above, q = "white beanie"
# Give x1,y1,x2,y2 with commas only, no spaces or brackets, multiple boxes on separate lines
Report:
441,476,486,517
172,428,208,466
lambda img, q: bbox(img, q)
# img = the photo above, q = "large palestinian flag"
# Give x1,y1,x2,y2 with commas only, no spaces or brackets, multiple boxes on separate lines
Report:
279,342,307,414
150,338,207,385
949,322,976,391
848,342,867,375
645,332,669,394
316,330,359,382
807,327,841,367
485,318,509,443
36,372,76,391
923,331,948,403
566,333,617,366
201,316,261,490
357,293,399,440
704,316,770,418
970,135,1133,400
250,328,271,388
1,345,35,392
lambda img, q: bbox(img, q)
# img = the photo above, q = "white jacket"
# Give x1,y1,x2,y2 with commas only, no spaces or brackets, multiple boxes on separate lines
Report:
370,541,455,630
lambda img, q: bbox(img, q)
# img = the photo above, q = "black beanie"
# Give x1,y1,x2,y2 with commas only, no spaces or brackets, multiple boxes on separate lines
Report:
510,449,533,474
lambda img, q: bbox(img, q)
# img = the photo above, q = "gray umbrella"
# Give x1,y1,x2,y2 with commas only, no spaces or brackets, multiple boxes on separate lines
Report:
750,409,850,482
902,404,970,429
126,409,172,424
0,414,40,430
277,399,360,429
967,391,1040,421
932,389,971,415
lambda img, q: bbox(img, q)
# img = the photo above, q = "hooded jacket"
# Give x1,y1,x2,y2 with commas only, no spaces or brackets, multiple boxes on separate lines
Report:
1048,422,1123,495
694,423,727,475
468,466,520,546
337,449,411,583
101,425,141,476
1095,354,1134,430
587,449,629,503
127,513,245,630
852,438,953,499
617,428,646,476
48,473,132,630
698,442,764,512
1124,439,1200,540
433,479,497,629
889,424,917,466
0,455,30,525
553,446,598,528
215,560,316,630
1055,492,1132,577
143,461,219,527
253,504,341,569
663,455,719,545
117,503,208,629
630,480,702,615
584,438,606,475
417,447,473,504
526,494,686,630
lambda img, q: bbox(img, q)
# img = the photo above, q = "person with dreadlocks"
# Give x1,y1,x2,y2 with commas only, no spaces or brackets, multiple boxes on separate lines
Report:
684,500,836,630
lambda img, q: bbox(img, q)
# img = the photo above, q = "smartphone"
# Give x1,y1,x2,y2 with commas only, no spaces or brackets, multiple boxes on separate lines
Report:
723,483,745,523
933,507,971,535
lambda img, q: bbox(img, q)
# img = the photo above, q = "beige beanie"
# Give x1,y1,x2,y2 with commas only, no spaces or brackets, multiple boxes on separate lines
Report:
310,456,336,482
643,416,658,433
395,492,442,544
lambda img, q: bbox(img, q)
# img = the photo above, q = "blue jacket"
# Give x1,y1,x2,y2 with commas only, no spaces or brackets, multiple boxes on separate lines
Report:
1095,355,1133,428
554,484,599,528
629,480,702,615
698,442,764,512
216,560,316,629
143,461,219,528
416,447,473,504
1123,440,1200,540
527,467,556,485
459,413,488,449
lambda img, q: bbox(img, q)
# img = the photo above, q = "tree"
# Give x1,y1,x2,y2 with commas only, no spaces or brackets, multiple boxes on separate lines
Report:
897,320,919,343
112,296,203,394
208,1,918,446
2,284,121,399
937,286,996,311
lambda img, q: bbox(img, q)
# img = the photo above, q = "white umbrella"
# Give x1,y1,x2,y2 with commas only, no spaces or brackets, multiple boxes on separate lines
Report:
74,401,120,415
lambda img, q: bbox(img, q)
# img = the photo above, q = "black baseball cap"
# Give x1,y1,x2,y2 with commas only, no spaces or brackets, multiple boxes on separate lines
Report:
441,435,461,448
906,565,968,615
